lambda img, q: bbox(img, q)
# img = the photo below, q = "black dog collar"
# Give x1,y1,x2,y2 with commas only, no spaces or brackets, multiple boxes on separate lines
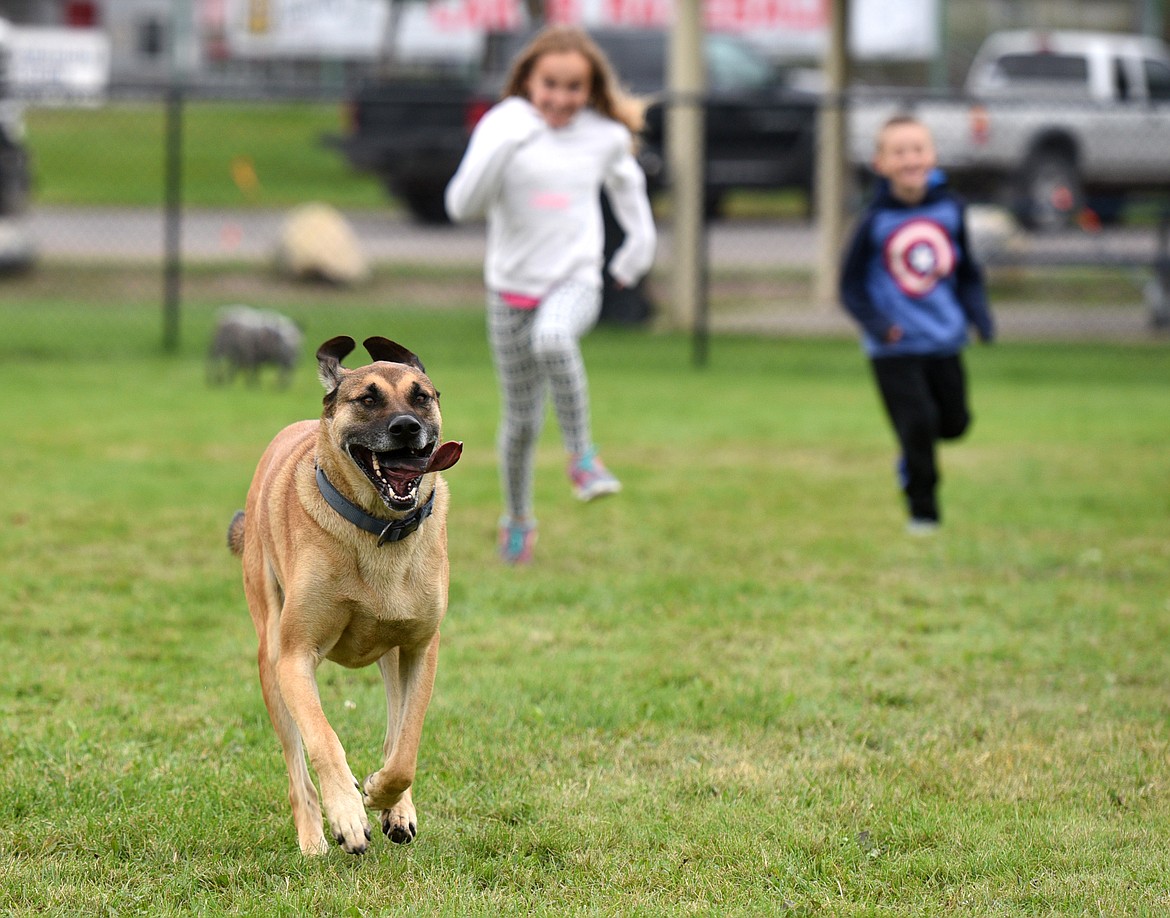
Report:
315,465,434,546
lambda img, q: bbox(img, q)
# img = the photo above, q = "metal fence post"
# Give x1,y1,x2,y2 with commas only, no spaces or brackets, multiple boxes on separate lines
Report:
163,83,183,353
164,0,194,354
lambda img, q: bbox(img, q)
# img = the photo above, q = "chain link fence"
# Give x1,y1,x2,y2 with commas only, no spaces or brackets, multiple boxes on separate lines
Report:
2,85,1169,364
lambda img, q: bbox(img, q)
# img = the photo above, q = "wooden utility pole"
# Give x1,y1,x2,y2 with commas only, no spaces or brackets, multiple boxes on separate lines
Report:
813,0,850,309
666,0,707,360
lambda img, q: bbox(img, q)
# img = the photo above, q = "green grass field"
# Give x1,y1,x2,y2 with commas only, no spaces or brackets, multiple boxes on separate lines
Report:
7,99,1170,913
1,294,1168,914
25,101,389,210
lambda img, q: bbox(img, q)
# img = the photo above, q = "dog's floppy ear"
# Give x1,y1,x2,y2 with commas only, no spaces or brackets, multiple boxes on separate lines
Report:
363,336,426,374
316,336,355,391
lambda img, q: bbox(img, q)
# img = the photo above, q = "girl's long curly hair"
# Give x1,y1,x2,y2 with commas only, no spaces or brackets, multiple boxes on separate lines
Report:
501,26,645,134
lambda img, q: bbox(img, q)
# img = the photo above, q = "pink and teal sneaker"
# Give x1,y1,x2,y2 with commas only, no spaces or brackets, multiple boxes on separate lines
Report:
498,518,537,564
568,448,622,502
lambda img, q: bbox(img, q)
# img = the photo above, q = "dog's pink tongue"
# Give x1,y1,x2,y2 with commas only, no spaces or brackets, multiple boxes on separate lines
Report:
425,441,463,472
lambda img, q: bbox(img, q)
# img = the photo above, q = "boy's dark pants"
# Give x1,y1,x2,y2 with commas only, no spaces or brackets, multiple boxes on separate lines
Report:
870,353,970,522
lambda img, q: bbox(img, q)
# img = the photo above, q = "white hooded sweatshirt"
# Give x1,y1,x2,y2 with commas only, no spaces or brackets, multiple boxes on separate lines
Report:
445,96,657,298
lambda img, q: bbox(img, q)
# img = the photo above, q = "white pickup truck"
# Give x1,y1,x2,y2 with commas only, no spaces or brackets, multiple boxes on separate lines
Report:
849,30,1170,230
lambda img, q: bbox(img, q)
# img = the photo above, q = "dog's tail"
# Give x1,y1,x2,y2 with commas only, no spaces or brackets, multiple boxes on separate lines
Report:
227,510,246,557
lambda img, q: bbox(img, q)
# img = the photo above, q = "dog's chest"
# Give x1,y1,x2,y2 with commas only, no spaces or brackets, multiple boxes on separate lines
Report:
329,613,437,668
325,574,444,668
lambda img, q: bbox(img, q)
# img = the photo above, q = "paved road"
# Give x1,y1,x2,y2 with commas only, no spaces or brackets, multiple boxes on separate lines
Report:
25,205,834,268
26,203,1170,270
22,205,1169,339
26,206,483,264
25,204,1170,267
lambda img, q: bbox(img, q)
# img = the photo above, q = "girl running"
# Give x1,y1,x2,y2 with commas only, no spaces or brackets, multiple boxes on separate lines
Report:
445,26,657,564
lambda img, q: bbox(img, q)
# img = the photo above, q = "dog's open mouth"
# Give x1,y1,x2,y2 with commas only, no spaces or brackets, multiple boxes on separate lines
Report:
348,444,432,511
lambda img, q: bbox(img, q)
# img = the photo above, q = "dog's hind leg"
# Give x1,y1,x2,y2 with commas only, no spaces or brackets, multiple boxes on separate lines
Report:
364,633,440,844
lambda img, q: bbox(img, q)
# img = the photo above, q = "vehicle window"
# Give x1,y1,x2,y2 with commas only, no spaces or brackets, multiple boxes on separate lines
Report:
607,34,665,94
705,35,773,93
1113,57,1130,100
482,32,532,80
993,52,1089,83
1144,58,1170,101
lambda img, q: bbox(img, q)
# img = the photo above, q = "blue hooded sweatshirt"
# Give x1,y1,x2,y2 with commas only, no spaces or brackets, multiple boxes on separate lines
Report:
839,170,994,358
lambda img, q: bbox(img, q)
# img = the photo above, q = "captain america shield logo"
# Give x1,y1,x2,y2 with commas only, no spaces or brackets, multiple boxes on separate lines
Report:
883,218,956,297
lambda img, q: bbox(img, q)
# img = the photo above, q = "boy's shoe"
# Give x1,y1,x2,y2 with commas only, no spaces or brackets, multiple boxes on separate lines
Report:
499,518,537,564
906,517,940,537
568,448,622,501
895,455,910,491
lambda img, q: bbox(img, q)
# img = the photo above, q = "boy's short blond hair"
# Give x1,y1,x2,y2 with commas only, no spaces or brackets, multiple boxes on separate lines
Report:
875,114,932,152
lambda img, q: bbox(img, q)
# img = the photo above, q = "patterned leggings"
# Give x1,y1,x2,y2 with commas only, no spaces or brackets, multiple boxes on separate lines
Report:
487,281,602,522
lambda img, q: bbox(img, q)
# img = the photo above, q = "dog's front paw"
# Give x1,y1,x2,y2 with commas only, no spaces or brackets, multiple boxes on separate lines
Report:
365,779,418,845
330,812,372,855
323,782,372,855
332,821,372,855
381,806,417,845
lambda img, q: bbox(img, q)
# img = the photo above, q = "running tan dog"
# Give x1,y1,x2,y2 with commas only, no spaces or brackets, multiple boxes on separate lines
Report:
228,335,462,855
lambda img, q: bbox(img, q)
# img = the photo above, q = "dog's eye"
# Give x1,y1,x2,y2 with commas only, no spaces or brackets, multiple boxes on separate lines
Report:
352,384,384,409
413,392,432,407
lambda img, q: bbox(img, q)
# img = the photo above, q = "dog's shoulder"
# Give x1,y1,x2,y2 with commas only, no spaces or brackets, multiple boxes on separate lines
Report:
248,419,319,523
272,418,319,447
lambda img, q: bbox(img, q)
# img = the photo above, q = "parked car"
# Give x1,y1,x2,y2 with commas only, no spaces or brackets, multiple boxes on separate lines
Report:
329,28,818,223
848,30,1170,230
0,16,34,270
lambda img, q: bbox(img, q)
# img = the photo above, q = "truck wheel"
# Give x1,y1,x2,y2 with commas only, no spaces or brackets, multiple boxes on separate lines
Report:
0,139,30,216
1014,150,1083,232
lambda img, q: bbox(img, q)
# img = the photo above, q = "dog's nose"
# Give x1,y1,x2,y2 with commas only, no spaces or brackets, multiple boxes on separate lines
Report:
388,415,424,440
